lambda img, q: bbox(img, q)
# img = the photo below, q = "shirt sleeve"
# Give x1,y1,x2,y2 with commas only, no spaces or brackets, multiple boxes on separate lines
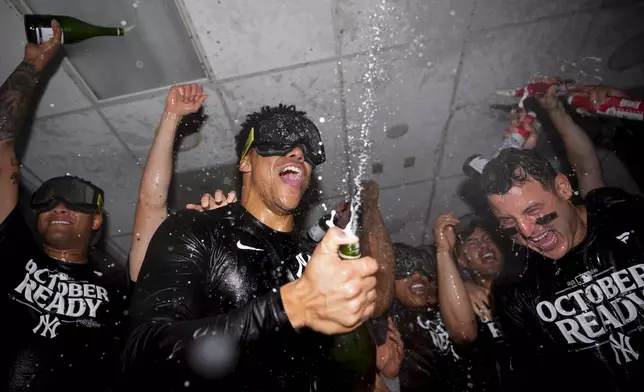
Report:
0,206,37,292
123,210,294,384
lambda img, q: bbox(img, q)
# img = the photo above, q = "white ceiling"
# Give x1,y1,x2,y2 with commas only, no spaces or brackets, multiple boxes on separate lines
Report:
1,0,643,264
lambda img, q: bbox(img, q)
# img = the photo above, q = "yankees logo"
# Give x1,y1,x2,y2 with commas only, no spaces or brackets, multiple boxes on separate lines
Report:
610,332,640,365
33,314,61,338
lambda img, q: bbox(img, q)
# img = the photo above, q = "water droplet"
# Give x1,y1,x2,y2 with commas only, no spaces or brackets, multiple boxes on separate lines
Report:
317,176,322,180
49,103,55,108
184,381,190,387
319,117,325,123
136,60,144,68
121,20,127,26
132,1,139,8
449,10,456,16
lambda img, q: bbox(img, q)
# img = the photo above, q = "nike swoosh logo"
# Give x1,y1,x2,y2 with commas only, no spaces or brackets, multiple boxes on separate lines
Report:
236,240,264,252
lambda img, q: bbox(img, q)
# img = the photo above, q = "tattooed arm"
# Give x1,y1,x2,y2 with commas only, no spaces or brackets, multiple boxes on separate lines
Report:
360,180,395,316
0,20,62,224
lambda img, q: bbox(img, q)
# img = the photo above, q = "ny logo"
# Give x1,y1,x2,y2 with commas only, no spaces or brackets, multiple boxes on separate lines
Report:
33,314,61,338
295,253,312,279
610,332,639,364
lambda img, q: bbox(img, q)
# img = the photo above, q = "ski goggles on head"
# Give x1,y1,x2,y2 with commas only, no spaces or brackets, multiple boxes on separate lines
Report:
239,113,326,166
31,176,104,214
394,244,436,280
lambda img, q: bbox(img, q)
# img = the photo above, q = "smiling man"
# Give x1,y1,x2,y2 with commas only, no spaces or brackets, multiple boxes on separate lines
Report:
124,104,379,392
479,147,644,392
0,21,128,392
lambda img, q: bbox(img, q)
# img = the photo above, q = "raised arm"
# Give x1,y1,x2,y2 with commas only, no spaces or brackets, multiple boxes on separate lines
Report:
434,213,478,343
128,84,207,281
537,85,606,197
0,20,62,223
360,180,396,316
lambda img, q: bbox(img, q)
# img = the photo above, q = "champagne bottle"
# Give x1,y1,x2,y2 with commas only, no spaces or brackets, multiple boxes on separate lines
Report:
24,14,125,45
330,217,377,392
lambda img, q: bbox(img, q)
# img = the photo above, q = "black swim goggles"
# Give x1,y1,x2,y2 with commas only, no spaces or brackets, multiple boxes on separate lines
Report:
239,112,326,166
31,176,104,214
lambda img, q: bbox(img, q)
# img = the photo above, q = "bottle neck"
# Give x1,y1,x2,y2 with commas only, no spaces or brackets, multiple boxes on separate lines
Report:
97,27,124,37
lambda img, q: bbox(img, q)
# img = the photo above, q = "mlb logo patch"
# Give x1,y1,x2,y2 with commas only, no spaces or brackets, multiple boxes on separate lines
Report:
575,272,593,285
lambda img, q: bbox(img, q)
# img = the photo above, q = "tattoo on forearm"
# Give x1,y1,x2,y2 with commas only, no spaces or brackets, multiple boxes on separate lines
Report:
10,171,20,185
9,154,20,185
0,62,38,141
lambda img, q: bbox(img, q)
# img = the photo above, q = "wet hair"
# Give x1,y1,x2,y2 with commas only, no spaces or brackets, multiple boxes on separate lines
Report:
454,214,488,255
235,104,311,160
393,242,437,277
479,148,558,196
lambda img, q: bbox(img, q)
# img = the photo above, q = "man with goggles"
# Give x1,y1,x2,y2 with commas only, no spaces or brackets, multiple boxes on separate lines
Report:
0,21,127,392
385,243,474,392
125,104,379,391
479,146,644,392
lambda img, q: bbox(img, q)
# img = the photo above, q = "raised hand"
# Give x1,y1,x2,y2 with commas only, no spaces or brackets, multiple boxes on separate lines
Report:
433,213,459,253
376,317,405,378
464,280,492,322
285,227,378,334
186,190,237,212
362,179,380,203
164,83,207,117
24,19,62,73
580,84,628,113
504,108,539,150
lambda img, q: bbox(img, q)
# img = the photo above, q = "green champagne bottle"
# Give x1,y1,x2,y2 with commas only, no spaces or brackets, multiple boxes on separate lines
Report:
24,14,125,45
330,220,377,392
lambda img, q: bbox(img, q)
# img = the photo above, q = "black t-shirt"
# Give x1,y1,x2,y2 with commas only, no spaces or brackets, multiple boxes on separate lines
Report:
124,203,375,392
461,311,508,392
389,301,476,392
493,187,644,392
1,207,129,392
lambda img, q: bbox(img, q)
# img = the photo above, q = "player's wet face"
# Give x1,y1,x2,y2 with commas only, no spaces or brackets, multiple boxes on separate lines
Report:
37,202,100,250
395,271,437,308
488,175,577,260
458,227,504,279
249,147,312,214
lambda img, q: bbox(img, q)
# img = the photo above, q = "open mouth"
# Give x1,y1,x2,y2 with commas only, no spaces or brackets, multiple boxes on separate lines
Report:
50,220,71,225
530,230,558,252
279,165,304,187
409,282,426,295
481,252,496,264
